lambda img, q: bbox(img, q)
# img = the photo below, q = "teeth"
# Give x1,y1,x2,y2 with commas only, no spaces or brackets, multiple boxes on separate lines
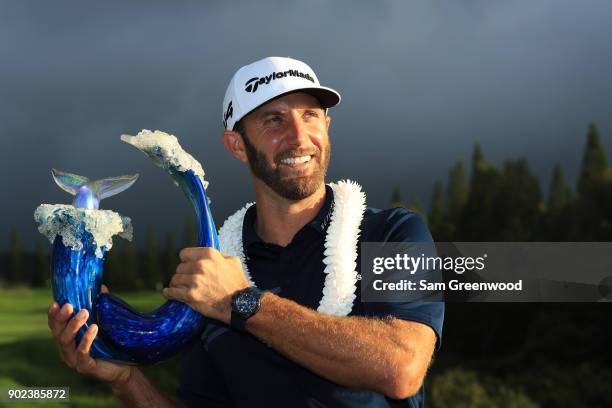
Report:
280,155,311,165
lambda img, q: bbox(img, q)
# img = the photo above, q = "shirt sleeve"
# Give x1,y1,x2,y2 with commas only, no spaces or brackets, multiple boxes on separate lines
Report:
361,208,445,349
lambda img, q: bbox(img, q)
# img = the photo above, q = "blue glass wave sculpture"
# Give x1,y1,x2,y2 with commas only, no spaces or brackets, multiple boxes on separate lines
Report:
35,130,218,364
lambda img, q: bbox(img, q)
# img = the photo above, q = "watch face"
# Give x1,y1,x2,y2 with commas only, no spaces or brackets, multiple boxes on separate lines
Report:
235,291,259,316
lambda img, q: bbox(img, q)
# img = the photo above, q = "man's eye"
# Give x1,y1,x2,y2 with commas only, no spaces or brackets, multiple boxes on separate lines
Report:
265,116,283,125
304,111,319,118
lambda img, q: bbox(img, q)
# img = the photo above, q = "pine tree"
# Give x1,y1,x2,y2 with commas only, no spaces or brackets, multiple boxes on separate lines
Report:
473,142,484,166
407,196,425,218
428,181,453,240
493,159,542,240
33,236,50,287
548,163,572,210
104,240,123,290
447,160,467,219
578,121,608,196
122,241,142,291
390,187,404,208
184,216,198,247
144,226,162,290
459,142,502,240
163,234,178,287
8,227,24,285
429,181,445,223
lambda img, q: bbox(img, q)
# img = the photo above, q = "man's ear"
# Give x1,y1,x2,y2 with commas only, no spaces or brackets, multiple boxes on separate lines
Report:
325,114,331,130
221,130,248,163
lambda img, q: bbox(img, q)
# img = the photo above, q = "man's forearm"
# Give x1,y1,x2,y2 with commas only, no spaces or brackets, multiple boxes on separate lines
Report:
246,293,429,398
111,367,184,408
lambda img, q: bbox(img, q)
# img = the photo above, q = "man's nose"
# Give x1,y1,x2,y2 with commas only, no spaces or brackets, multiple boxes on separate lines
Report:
285,115,310,146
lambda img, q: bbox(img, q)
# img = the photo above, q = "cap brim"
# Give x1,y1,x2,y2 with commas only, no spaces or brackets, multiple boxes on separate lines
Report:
296,86,341,109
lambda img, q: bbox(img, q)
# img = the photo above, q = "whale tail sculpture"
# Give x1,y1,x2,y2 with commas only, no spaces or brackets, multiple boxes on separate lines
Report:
52,168,139,210
36,130,217,365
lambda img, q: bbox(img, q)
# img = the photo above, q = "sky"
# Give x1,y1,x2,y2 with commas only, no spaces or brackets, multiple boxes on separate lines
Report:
1,0,611,251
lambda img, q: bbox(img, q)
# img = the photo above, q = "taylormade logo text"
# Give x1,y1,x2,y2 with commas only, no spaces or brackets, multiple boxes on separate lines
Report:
244,70,315,93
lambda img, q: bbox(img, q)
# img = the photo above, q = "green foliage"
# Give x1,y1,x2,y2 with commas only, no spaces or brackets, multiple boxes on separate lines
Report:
8,227,24,284
548,163,572,210
456,143,503,240
428,181,453,240
163,234,178,286
493,159,543,240
390,186,405,208
103,240,144,291
447,160,467,219
103,240,122,290
430,369,492,407
425,124,612,241
184,216,198,247
407,196,425,218
144,226,162,290
33,236,49,287
472,141,484,164
577,121,607,196
429,368,538,408
429,181,445,222
121,242,144,290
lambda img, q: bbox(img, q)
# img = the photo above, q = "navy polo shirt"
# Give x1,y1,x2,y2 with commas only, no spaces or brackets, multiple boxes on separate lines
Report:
178,185,444,407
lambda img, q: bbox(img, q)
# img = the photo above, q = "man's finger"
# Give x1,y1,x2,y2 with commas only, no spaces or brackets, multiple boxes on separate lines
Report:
75,324,98,374
48,302,60,330
169,273,196,288
163,287,189,302
50,303,73,338
59,308,88,347
175,261,203,275
179,247,217,262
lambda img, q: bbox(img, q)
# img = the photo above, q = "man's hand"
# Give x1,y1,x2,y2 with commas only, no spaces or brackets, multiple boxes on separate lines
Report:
47,285,133,387
163,247,249,324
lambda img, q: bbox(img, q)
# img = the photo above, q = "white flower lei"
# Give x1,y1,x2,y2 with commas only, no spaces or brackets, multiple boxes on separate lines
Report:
217,180,366,316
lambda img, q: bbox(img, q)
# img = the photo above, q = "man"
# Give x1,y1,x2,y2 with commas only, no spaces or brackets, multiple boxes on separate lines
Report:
48,56,444,407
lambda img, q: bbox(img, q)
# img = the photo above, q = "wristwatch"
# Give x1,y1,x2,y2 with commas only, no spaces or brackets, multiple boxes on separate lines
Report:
230,287,264,331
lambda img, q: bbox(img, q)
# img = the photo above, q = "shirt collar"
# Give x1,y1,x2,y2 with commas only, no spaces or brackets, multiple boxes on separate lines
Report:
243,184,334,248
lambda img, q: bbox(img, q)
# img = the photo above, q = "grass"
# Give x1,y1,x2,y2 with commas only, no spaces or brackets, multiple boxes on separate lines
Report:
0,288,182,408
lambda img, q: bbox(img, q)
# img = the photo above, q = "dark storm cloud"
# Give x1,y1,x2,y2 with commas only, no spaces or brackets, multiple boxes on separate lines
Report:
1,0,611,250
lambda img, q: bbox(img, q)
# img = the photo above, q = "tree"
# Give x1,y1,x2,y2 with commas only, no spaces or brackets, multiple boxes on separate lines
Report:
144,226,162,290
390,187,404,208
577,121,607,196
121,241,143,291
163,233,178,287
492,159,542,240
8,227,24,285
575,122,610,239
447,160,467,219
184,216,198,247
428,181,453,241
473,142,484,165
33,236,50,287
407,196,425,218
548,163,572,211
429,181,445,221
103,240,123,290
457,143,502,240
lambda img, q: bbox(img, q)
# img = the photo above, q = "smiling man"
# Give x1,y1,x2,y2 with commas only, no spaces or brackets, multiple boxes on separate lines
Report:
48,56,444,407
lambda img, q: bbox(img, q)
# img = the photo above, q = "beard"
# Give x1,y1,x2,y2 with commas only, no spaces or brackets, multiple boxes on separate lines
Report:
241,133,330,200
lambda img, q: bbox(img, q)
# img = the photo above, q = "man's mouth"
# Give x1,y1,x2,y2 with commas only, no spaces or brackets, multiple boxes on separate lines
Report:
279,155,312,165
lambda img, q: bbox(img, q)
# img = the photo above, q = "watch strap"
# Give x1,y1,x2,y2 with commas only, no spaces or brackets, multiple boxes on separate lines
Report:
231,309,248,332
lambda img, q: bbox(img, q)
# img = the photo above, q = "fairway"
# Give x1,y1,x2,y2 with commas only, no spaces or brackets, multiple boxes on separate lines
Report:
0,288,183,407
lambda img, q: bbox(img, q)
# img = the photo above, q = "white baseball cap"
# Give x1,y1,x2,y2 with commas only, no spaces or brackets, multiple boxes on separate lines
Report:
222,56,341,130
